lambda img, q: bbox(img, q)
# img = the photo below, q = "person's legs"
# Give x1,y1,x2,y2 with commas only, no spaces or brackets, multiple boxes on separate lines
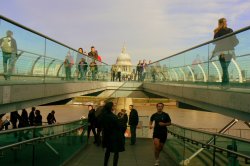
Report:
65,67,69,80
79,68,83,80
91,125,97,143
153,138,161,161
2,53,11,79
104,149,110,166
87,125,91,139
224,60,231,84
219,55,231,86
2,53,10,73
96,127,102,146
113,152,119,166
153,132,167,165
83,70,86,80
130,125,136,145
8,53,16,78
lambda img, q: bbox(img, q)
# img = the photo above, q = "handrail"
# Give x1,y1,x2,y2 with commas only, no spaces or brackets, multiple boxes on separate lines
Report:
168,130,250,161
0,15,108,65
171,123,250,143
151,24,250,65
0,119,84,134
0,124,87,151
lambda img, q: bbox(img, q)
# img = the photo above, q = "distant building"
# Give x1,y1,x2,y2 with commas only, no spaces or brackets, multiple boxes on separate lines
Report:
115,46,133,80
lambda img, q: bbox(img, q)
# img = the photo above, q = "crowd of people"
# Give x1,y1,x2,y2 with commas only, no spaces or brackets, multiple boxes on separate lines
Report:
64,46,100,81
86,101,139,165
110,59,153,82
0,100,172,166
86,101,171,166
0,107,57,132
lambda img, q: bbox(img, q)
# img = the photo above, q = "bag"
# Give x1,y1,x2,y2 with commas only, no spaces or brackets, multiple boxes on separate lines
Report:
231,35,239,47
1,37,12,53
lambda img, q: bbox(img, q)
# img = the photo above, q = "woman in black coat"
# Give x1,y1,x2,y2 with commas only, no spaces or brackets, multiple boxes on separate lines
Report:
101,102,125,166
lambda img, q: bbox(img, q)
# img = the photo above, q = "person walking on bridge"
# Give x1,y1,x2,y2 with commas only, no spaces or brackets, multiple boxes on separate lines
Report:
0,30,17,80
101,102,125,166
128,105,139,145
149,103,171,166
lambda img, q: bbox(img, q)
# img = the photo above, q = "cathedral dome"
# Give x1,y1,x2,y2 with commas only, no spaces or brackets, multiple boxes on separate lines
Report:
116,46,132,66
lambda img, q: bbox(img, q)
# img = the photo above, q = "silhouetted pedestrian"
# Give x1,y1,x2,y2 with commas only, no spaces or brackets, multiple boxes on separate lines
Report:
95,101,105,146
18,109,29,128
47,110,56,125
128,105,139,145
87,105,97,144
29,107,36,126
34,110,42,126
10,111,19,129
101,102,125,166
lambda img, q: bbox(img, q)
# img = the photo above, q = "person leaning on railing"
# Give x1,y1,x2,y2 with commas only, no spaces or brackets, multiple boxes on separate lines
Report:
89,60,98,80
211,18,239,88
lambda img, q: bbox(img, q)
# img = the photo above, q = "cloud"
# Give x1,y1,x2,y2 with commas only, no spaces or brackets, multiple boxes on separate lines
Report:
0,0,249,64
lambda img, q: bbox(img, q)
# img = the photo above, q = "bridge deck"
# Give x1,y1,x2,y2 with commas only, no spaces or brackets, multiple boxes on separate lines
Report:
64,138,176,166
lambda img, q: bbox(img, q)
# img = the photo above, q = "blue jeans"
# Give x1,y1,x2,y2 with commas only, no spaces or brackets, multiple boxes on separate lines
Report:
79,68,86,80
219,56,231,85
65,67,71,80
2,52,16,78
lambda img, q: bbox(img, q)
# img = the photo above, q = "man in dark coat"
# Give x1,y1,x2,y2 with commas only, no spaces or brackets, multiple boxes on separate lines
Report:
95,101,105,146
101,102,125,166
29,107,36,126
128,105,139,145
10,111,19,129
87,105,97,144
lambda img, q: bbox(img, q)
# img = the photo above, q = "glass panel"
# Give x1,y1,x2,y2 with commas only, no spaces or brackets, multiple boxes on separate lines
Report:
166,125,185,164
0,120,88,166
0,19,45,83
185,45,209,85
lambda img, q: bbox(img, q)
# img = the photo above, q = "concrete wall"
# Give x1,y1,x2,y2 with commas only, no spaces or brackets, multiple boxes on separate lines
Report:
143,83,250,121
0,82,124,114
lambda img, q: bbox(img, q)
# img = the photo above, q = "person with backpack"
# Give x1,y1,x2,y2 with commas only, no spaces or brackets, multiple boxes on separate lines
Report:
0,30,17,80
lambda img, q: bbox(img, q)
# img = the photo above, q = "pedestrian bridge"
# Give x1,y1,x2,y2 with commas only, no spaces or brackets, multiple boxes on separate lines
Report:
0,15,250,165
1,15,250,121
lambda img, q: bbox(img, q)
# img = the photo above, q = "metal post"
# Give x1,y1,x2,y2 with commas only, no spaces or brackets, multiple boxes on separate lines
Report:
213,135,216,166
32,128,35,166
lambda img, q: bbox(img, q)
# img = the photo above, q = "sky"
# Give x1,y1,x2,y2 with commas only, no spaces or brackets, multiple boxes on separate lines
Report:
0,0,250,65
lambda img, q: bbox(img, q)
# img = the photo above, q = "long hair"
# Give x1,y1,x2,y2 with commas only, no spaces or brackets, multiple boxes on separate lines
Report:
218,18,227,28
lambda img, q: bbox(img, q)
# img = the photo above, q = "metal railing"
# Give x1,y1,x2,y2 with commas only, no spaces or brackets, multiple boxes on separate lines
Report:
167,123,250,165
0,119,88,166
